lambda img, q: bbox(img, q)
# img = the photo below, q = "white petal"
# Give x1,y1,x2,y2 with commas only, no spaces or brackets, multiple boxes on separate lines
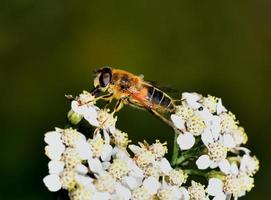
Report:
210,116,221,136
48,160,64,175
197,108,213,123
159,158,172,175
101,145,113,162
83,107,99,126
92,192,110,200
207,178,223,196
75,174,93,188
71,101,85,115
216,99,227,115
230,163,239,175
84,114,99,127
218,159,231,174
88,158,104,174
109,126,116,134
45,144,65,160
128,145,142,154
75,140,92,160
130,163,144,178
210,162,218,169
43,174,61,192
182,92,202,109
102,161,111,170
143,177,161,194
44,131,62,145
123,176,141,189
201,130,214,146
223,134,235,148
213,193,226,200
171,114,185,130
240,154,253,173
75,164,89,174
180,187,190,200
196,155,211,169
177,133,195,150
103,130,111,144
115,183,131,200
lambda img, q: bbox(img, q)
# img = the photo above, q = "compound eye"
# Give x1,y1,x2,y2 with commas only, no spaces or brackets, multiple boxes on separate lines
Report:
99,72,111,87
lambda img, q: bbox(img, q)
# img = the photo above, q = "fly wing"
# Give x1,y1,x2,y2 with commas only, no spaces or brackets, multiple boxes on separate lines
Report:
144,80,179,94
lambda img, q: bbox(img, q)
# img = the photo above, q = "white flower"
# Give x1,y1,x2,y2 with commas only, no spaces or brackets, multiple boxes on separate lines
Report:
196,140,228,170
43,174,62,192
182,92,202,109
171,114,185,130
112,183,131,200
158,185,189,200
240,154,259,176
45,144,65,161
44,131,62,145
88,158,104,175
177,132,195,150
143,176,161,194
159,158,172,175
206,178,226,200
44,130,66,161
188,181,208,200
48,160,64,175
43,91,259,200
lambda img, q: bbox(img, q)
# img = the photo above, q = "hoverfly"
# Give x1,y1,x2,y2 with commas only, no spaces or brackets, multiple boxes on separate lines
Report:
88,67,178,127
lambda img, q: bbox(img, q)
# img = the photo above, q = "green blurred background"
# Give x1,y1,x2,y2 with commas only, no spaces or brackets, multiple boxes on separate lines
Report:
0,0,270,199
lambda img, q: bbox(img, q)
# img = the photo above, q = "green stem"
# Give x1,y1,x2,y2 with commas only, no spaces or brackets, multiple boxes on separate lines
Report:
175,144,205,166
175,151,195,165
184,169,208,178
171,130,179,166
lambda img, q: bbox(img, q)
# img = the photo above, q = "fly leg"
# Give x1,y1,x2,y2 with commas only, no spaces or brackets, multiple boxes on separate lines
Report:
66,93,114,105
81,93,114,105
112,98,125,113
149,109,175,129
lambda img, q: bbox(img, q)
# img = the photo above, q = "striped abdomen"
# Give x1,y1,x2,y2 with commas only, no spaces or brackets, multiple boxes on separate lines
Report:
146,86,175,111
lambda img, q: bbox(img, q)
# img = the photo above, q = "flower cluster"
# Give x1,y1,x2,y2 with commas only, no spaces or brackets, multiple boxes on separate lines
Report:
171,93,259,199
43,91,259,200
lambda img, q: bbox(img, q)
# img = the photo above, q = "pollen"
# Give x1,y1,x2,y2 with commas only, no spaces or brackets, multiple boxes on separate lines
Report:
247,156,260,176
69,186,93,200
134,150,155,169
61,148,81,169
95,174,116,193
97,109,117,130
60,168,76,190
157,188,175,200
168,169,187,186
88,137,105,157
202,95,220,113
149,140,168,160
108,159,128,180
77,91,96,105
131,186,152,200
144,165,161,179
223,174,243,198
112,129,130,149
239,173,254,192
188,181,206,200
61,128,85,147
208,142,227,162
232,127,248,145
220,112,238,133
186,115,206,136
175,103,194,121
